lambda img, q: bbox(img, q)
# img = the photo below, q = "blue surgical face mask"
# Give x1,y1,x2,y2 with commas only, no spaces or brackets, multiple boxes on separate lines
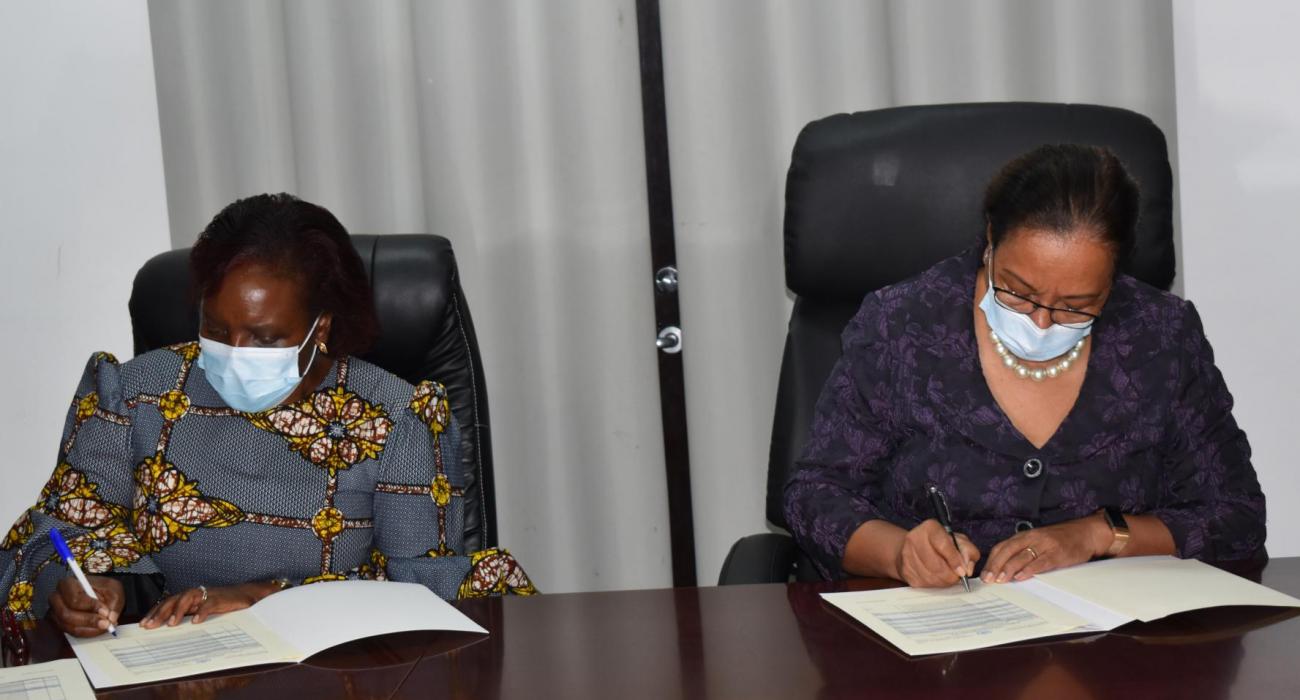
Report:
978,263,1091,362
196,315,321,412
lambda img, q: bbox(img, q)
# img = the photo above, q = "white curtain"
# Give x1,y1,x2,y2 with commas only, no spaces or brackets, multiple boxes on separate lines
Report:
148,0,672,594
147,0,1177,591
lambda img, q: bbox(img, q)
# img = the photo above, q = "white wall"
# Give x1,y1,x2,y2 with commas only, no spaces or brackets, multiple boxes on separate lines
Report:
0,2,171,526
1173,1,1300,556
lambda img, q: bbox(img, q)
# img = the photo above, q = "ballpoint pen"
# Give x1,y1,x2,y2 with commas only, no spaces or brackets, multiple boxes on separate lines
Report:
49,529,118,637
927,484,972,592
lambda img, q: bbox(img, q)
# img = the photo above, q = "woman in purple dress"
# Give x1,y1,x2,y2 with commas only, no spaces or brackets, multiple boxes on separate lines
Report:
784,144,1265,587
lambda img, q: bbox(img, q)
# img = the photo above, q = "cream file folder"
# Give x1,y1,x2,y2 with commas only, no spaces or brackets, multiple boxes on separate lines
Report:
65,580,486,688
822,556,1300,656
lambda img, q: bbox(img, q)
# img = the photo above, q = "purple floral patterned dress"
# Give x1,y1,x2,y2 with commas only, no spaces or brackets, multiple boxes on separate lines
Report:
784,245,1266,579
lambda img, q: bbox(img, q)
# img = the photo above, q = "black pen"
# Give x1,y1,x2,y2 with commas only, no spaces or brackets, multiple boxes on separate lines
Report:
927,484,971,592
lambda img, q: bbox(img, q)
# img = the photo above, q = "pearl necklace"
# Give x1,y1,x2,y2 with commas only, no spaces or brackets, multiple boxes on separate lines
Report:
989,330,1085,382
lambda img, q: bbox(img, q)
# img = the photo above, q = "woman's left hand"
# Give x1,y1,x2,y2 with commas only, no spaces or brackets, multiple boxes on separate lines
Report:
141,582,275,628
982,515,1110,584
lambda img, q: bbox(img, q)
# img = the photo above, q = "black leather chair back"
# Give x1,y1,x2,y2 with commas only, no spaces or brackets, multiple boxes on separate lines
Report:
128,234,497,551
768,102,1176,530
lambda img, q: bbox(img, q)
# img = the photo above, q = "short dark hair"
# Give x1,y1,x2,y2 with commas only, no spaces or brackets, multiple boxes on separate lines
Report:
190,193,378,357
983,144,1140,261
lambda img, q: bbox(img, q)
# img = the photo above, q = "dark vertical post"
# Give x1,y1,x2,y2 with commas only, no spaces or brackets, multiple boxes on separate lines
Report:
634,0,697,587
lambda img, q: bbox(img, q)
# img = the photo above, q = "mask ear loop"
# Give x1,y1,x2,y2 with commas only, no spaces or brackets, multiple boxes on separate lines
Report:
295,314,324,379
298,344,320,380
197,300,208,340
983,247,997,296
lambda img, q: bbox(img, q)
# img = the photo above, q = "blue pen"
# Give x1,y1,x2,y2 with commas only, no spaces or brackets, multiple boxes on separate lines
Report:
49,529,117,637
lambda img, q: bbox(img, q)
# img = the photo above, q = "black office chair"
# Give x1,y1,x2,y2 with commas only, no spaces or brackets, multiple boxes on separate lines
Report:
128,234,498,553
718,102,1176,584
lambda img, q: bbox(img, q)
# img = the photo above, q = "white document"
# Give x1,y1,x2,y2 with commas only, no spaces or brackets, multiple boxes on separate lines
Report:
0,658,95,700
823,556,1300,656
66,580,487,688
823,581,1093,656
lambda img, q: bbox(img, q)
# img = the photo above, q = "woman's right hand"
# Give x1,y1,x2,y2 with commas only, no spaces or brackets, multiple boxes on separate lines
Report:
896,519,981,588
47,575,124,637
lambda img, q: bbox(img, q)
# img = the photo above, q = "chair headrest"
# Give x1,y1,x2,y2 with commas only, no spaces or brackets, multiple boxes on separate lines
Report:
783,102,1176,302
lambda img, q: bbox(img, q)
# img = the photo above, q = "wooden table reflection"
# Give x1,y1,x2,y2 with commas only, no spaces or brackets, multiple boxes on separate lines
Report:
11,558,1300,699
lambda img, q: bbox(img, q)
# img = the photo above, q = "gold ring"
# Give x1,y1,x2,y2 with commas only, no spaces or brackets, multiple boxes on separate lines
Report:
1025,546,1039,559
198,585,208,603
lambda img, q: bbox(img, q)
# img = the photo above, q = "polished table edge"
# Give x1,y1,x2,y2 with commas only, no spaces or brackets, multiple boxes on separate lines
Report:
5,556,1296,697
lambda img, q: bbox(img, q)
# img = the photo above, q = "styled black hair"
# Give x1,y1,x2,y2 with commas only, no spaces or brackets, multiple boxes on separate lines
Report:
984,144,1140,261
190,193,378,357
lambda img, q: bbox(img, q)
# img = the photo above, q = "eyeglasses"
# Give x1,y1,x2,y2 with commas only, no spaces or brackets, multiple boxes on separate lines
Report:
989,254,1101,330
1,608,30,667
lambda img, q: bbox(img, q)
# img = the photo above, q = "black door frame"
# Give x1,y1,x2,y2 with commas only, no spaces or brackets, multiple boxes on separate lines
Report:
635,0,697,588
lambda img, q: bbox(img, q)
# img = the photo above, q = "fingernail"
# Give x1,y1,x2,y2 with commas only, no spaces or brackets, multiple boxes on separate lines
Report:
1014,572,1028,581
997,571,1008,583
954,568,965,578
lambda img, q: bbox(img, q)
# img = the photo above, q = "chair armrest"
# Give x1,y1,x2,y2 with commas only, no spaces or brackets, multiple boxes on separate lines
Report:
718,533,798,585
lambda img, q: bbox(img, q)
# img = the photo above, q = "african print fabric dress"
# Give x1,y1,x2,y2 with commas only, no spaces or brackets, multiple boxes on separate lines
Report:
0,343,535,623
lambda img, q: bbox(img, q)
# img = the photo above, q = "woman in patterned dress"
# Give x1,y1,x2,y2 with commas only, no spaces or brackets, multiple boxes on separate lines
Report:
784,145,1266,588
0,194,534,638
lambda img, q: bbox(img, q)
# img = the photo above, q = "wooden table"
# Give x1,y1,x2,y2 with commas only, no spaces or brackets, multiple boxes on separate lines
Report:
11,557,1300,698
